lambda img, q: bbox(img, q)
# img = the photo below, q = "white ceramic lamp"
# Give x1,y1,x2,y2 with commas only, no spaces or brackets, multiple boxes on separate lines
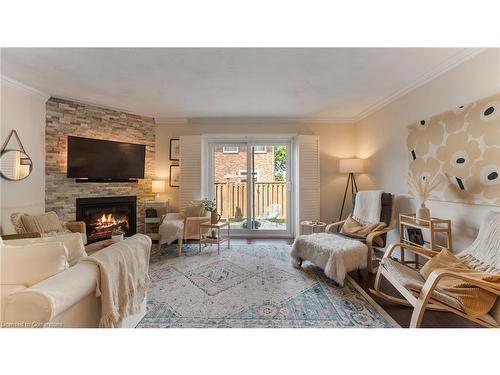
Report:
152,179,165,200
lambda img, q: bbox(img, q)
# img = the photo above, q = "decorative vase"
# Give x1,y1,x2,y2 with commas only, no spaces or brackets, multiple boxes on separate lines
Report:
210,211,221,224
111,233,124,243
416,204,430,225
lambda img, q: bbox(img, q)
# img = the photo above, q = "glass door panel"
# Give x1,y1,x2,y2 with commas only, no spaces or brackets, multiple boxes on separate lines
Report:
213,143,248,232
250,144,288,232
209,140,291,236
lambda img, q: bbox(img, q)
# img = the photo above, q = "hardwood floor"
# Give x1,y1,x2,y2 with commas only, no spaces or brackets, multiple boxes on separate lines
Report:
235,238,481,328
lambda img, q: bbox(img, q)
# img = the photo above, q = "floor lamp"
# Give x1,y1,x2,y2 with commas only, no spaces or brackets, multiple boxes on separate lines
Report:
337,158,364,229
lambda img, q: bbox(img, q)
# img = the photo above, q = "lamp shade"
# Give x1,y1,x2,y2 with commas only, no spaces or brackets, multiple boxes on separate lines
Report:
339,158,364,173
152,179,165,193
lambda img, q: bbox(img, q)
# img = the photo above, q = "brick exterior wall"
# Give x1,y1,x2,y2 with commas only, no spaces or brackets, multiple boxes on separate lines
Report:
45,97,156,237
214,146,275,182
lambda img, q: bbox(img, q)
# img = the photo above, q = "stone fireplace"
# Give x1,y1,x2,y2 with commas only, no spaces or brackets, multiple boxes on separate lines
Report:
76,196,137,243
45,97,155,237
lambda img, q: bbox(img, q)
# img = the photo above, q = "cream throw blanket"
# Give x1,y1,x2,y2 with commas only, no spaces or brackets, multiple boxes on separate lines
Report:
291,233,368,286
352,190,383,224
84,234,151,328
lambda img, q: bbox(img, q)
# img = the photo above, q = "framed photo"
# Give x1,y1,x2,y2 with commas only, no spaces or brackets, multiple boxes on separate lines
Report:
170,139,180,161
405,227,424,246
169,165,180,187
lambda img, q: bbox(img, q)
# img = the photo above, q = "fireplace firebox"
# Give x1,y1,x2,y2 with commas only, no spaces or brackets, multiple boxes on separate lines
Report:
76,196,137,244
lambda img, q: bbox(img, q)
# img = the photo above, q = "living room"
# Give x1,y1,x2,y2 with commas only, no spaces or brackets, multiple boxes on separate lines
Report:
0,2,498,375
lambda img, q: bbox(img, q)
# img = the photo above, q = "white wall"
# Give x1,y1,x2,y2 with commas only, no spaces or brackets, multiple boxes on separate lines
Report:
0,78,48,229
356,49,500,251
156,121,357,224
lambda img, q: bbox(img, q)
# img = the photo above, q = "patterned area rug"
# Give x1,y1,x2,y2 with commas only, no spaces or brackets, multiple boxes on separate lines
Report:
137,242,399,328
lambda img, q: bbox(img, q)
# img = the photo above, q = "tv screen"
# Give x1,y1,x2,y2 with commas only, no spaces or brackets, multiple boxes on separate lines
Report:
67,136,146,180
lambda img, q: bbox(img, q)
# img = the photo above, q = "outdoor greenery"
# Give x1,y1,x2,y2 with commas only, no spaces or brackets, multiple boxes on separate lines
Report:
267,218,286,224
274,146,287,181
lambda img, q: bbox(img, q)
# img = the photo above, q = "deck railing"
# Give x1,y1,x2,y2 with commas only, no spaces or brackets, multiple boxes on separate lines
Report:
214,182,286,220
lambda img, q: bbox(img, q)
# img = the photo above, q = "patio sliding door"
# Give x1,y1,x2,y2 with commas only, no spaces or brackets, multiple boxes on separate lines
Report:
207,139,292,237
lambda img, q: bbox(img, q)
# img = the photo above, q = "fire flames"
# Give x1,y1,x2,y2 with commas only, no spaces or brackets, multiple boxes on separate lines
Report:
87,212,129,241
98,213,120,227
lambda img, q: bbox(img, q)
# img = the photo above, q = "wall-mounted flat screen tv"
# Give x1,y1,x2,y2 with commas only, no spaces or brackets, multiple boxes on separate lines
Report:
67,136,146,181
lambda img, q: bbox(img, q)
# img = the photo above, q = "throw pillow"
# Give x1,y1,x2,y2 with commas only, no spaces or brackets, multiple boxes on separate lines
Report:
0,242,69,287
10,213,27,234
20,212,64,234
5,232,87,267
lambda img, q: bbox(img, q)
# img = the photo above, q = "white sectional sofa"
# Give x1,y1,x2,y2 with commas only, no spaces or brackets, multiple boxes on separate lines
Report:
1,232,149,328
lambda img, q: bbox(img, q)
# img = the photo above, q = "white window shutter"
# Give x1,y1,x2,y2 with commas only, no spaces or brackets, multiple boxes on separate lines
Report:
294,135,320,234
179,135,203,210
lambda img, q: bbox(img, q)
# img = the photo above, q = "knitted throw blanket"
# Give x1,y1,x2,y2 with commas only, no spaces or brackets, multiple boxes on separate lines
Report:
420,248,500,319
84,234,151,328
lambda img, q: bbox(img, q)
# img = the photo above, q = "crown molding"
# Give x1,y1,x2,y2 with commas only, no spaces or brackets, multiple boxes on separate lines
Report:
352,48,487,122
1,75,50,101
155,117,189,125
155,116,358,125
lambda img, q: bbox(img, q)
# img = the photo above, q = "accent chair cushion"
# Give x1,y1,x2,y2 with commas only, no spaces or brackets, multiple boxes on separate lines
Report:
184,203,204,218
20,212,64,234
0,242,69,287
5,232,87,267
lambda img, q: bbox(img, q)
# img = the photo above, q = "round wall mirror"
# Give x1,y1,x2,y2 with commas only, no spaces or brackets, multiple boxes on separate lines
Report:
0,150,33,181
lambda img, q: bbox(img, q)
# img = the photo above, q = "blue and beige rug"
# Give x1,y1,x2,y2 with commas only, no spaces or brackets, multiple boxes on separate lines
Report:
137,242,399,328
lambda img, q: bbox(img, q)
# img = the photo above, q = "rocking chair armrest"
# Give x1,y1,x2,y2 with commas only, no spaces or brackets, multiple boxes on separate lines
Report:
382,242,439,260
366,228,392,245
424,269,500,296
325,220,346,232
410,266,500,328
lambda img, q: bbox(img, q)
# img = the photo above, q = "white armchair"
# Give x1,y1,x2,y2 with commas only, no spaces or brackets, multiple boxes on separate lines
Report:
159,203,211,256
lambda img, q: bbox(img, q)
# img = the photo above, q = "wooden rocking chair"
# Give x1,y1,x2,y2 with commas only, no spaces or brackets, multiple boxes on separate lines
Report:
370,210,500,328
325,192,397,273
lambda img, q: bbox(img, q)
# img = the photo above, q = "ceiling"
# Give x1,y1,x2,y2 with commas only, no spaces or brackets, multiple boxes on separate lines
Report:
0,48,482,122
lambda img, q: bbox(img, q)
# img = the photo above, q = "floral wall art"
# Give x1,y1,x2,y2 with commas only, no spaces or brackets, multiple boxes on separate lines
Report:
407,93,500,206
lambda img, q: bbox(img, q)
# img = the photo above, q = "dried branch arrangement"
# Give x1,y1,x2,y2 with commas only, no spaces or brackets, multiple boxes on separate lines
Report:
407,170,442,206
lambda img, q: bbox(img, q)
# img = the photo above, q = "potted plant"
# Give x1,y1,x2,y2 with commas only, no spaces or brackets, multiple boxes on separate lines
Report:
407,170,441,225
202,198,221,224
111,228,125,243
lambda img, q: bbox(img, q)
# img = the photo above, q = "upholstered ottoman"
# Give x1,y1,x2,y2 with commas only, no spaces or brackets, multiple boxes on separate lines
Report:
290,232,368,286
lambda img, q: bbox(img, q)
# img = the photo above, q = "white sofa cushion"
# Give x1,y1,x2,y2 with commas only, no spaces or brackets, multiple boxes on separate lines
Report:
5,232,87,266
1,242,69,287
